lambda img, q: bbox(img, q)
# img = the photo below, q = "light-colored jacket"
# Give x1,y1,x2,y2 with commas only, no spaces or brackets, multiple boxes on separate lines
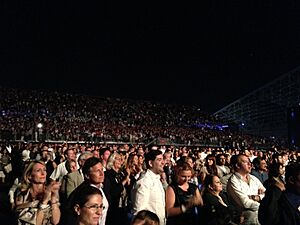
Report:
132,169,166,225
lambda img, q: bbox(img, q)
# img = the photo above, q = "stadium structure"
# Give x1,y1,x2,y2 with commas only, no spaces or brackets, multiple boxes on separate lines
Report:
214,66,300,145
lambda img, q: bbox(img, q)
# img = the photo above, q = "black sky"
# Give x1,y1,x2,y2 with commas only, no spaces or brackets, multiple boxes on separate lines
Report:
1,1,300,113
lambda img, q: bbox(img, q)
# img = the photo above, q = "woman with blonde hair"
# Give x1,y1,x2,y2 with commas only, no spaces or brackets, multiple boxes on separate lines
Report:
14,160,61,225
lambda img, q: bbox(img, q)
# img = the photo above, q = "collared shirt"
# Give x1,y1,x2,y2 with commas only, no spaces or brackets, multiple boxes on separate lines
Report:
227,172,265,211
227,172,266,225
132,169,166,225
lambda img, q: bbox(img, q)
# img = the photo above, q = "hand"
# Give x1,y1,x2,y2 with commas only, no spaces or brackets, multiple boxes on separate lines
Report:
258,188,264,195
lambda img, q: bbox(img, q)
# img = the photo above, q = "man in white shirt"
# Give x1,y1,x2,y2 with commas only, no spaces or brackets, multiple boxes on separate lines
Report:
132,150,166,225
50,148,76,181
227,154,266,225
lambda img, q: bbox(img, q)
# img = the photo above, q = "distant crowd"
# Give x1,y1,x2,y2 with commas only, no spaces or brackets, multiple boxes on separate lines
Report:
0,87,281,149
0,142,299,225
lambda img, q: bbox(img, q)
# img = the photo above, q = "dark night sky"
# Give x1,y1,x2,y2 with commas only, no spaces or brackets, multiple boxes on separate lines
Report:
1,2,300,113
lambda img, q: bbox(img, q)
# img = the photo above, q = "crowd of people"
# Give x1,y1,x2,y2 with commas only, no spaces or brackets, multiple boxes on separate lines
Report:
0,141,299,225
0,87,280,148
0,86,299,225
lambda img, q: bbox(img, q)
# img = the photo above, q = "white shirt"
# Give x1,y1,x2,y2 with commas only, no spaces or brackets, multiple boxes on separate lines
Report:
227,172,266,225
132,169,166,225
50,161,67,181
90,184,109,225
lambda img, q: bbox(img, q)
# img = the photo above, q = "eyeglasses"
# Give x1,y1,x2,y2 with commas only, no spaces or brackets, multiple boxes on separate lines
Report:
83,204,105,212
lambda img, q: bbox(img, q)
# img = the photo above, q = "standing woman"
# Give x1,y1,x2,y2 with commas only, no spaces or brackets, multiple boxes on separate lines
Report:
72,185,104,225
104,152,131,225
14,160,61,225
165,162,203,225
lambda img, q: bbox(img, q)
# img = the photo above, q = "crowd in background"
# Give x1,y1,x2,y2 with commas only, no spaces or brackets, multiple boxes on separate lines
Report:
0,87,299,225
0,87,280,148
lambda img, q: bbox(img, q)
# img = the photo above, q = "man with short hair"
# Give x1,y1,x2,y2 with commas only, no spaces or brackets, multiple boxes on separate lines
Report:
50,148,76,181
132,150,166,225
66,157,109,225
251,157,269,184
227,154,266,225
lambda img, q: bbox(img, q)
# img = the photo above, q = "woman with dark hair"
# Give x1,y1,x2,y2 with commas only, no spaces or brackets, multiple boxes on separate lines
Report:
199,154,218,184
201,175,237,225
165,162,203,225
72,185,104,225
263,162,285,190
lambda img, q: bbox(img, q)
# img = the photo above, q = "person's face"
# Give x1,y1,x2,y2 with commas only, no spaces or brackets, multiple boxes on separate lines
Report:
102,150,111,161
66,149,76,161
259,160,268,171
30,163,47,184
138,155,144,165
219,156,226,166
237,156,252,174
76,194,103,225
207,158,214,166
93,150,100,158
113,155,122,171
279,165,285,176
209,176,223,193
133,155,139,165
87,163,104,185
41,151,49,160
177,169,192,185
277,156,283,164
187,158,194,168
150,154,165,174
70,161,77,173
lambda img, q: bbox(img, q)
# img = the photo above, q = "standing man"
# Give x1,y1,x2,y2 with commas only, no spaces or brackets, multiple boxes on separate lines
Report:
132,150,166,225
227,154,265,225
66,157,109,225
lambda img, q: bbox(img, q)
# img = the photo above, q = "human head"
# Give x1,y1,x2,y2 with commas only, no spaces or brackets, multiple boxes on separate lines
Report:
22,160,46,189
106,152,122,171
64,148,76,161
73,185,103,225
66,159,77,173
144,150,164,174
204,175,223,194
216,154,227,166
78,152,93,168
174,162,193,185
205,154,216,167
82,157,104,186
285,163,300,194
131,210,160,225
252,157,267,172
268,162,285,178
234,154,252,175
100,148,111,162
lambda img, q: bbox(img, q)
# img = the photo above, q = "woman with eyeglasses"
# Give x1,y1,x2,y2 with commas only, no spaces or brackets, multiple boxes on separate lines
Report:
72,185,104,225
